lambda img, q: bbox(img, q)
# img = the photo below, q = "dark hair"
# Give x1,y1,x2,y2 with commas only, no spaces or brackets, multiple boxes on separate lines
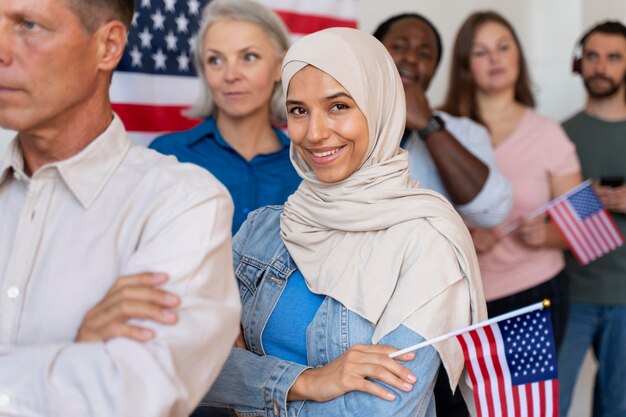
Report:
441,11,535,126
580,20,626,49
373,13,443,68
65,0,135,31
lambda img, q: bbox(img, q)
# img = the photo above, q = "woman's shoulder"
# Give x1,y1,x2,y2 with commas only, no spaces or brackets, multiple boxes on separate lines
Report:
245,205,284,230
522,109,565,133
149,118,216,151
234,205,286,254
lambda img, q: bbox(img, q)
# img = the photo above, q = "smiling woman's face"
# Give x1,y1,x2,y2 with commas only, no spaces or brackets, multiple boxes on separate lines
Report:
286,65,369,183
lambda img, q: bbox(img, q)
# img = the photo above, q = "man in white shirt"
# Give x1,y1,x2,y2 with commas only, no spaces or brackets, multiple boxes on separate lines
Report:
374,14,512,228
0,0,241,416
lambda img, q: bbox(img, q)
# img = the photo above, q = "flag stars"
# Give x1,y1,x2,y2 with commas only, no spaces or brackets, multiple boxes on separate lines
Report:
129,46,143,67
177,53,190,71
132,12,140,27
164,0,177,13
188,0,201,15
165,31,179,51
152,48,167,70
138,27,153,49
141,0,151,8
188,35,197,52
151,9,166,31
176,12,190,33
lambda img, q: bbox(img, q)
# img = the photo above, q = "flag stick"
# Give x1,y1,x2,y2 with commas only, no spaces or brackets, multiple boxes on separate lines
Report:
499,179,592,237
389,299,551,359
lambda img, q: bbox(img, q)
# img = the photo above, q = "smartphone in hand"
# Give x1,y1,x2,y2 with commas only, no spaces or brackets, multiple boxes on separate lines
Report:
600,175,625,188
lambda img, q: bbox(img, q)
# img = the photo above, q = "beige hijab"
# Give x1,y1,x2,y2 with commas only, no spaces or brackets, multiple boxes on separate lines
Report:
280,28,486,392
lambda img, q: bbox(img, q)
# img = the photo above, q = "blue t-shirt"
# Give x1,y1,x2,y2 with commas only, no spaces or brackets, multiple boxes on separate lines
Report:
149,118,301,234
263,270,325,365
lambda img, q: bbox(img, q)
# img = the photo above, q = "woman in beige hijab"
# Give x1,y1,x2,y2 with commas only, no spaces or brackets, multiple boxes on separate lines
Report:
200,27,486,416
76,27,487,416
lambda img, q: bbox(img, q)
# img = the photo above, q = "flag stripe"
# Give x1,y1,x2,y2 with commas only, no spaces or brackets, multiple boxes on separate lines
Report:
513,384,521,417
273,9,357,35
551,379,559,417
484,326,509,417
586,214,612,252
112,103,200,132
553,202,593,262
538,381,550,417
458,334,485,417
257,0,358,20
592,214,618,249
518,385,528,417
598,211,625,246
545,379,553,417
576,213,604,257
469,329,497,417
558,202,596,261
548,204,589,264
477,328,501,417
490,327,515,417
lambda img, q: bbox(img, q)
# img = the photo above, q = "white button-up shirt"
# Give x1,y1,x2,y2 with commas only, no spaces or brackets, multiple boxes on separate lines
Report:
0,115,241,417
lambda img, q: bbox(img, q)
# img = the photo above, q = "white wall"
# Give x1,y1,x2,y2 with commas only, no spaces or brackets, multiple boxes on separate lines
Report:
359,0,626,122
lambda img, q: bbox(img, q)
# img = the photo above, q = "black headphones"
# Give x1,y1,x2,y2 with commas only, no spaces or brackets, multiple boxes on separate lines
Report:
572,20,626,75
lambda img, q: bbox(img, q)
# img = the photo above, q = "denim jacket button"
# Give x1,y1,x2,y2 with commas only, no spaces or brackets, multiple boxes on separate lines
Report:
267,275,283,286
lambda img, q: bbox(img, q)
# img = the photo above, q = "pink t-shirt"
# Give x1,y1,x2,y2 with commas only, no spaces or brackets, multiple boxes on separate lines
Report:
478,109,580,301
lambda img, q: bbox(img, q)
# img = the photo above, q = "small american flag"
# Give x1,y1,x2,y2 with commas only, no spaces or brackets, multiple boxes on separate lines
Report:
457,308,559,417
547,181,624,265
111,0,358,146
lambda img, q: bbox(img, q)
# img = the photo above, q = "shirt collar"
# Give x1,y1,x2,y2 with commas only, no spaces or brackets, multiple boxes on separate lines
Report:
0,134,23,185
186,118,291,150
56,114,131,209
0,114,131,209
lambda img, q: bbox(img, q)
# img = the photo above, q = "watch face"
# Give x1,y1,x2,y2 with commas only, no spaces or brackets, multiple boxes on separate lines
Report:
418,115,445,140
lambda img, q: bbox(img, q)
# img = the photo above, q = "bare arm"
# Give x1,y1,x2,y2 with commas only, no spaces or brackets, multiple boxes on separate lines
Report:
405,83,488,205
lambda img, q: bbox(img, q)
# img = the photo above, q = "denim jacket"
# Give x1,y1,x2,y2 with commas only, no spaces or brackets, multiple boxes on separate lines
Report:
202,206,440,417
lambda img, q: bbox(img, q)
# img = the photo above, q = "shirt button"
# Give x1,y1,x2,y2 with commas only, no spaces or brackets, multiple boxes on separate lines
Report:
0,394,10,407
12,171,21,181
7,287,20,299
243,207,250,215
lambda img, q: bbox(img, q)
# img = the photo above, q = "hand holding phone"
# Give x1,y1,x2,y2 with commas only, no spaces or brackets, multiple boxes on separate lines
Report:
600,175,624,188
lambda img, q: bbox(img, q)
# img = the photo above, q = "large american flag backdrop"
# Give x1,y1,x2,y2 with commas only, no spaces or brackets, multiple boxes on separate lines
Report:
456,308,559,417
110,0,358,145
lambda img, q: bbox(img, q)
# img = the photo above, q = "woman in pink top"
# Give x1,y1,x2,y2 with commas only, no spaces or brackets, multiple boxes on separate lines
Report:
441,11,582,349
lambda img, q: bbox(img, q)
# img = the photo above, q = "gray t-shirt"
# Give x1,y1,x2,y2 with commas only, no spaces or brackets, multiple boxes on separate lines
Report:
562,111,626,304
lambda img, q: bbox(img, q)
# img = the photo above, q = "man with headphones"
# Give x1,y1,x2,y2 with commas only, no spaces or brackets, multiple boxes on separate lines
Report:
560,20,626,417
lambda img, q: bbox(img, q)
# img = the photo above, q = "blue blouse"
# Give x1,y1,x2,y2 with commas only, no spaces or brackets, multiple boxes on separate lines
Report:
262,270,325,365
149,118,301,234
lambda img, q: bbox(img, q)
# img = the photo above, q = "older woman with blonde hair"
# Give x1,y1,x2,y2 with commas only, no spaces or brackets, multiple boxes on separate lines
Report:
150,0,300,234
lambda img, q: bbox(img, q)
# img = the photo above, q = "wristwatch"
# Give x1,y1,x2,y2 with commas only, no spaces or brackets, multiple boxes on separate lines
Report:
417,115,446,141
